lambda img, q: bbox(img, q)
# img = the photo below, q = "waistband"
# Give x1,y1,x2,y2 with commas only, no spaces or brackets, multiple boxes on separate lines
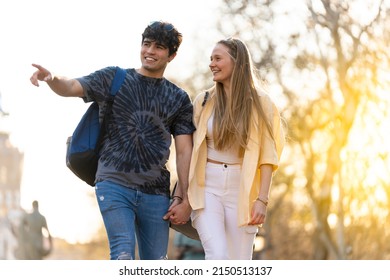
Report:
207,159,241,169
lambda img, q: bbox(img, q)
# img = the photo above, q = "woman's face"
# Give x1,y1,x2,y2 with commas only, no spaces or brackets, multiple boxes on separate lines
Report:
209,43,235,87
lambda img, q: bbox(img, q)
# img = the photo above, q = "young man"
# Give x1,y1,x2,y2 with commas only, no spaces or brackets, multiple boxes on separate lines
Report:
30,21,195,260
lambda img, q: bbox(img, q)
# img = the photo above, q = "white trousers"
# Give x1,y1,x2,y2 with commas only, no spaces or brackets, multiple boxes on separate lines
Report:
192,162,258,260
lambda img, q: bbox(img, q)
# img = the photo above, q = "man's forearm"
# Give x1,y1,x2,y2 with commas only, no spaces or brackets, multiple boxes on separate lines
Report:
176,152,191,201
47,76,84,97
175,134,193,202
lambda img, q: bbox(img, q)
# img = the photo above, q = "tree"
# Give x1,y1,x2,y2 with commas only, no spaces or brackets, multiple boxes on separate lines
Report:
210,0,390,259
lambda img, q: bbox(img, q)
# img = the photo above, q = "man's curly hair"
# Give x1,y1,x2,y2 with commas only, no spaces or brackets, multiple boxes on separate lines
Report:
142,21,182,56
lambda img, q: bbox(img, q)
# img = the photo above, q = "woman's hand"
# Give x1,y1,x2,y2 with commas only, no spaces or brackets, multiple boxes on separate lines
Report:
163,199,192,225
248,200,267,226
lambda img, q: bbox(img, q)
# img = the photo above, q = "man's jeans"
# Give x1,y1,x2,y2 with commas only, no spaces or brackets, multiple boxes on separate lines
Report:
95,180,170,260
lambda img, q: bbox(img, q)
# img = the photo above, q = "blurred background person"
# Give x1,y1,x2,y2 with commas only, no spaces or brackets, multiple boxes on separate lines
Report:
22,200,52,259
173,232,205,260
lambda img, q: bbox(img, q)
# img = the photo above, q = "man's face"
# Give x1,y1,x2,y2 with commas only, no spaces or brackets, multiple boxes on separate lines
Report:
139,38,176,78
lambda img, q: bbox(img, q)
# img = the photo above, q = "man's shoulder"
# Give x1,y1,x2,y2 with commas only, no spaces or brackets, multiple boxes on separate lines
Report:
77,66,119,84
163,78,185,92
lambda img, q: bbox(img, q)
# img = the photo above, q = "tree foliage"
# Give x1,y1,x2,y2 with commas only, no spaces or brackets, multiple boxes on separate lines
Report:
201,0,390,259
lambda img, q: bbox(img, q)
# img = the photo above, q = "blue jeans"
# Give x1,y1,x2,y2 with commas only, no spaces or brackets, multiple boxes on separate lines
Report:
95,180,170,260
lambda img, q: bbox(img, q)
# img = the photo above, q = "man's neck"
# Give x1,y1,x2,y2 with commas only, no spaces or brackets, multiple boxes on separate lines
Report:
136,67,165,79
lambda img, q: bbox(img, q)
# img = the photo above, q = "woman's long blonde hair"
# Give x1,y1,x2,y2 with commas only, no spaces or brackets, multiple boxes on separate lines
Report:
212,38,274,154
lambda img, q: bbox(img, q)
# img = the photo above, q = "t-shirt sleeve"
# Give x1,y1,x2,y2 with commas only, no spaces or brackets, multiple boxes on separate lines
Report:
171,93,196,136
76,67,117,103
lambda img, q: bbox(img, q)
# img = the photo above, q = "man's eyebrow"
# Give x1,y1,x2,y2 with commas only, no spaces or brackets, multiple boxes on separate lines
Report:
143,38,167,48
156,42,168,48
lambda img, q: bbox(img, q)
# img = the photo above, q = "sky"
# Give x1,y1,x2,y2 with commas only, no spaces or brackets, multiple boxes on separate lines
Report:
0,0,220,243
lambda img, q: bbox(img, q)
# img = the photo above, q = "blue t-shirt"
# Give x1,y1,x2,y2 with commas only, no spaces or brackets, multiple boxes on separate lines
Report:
77,67,195,196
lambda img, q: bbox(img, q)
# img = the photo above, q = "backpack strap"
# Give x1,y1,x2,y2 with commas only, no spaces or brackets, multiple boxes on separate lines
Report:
110,67,126,96
96,67,126,149
201,91,209,107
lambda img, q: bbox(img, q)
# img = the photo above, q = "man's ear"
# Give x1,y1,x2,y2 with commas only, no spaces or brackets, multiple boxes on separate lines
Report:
168,52,177,62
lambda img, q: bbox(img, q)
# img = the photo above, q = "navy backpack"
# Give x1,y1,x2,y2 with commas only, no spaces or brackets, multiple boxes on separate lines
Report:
66,67,126,186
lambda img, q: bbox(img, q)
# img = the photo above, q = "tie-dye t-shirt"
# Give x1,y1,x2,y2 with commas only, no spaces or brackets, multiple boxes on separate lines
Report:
77,67,195,196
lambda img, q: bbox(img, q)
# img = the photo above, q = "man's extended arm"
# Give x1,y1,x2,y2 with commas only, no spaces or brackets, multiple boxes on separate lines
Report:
30,63,84,97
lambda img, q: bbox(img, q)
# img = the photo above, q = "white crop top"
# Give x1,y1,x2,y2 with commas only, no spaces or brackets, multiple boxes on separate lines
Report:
206,114,243,164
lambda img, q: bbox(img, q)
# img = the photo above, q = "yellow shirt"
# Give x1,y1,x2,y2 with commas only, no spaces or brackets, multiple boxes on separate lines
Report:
188,89,285,226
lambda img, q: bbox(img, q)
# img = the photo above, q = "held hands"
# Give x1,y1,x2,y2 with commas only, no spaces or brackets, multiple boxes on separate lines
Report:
30,63,52,87
163,198,192,225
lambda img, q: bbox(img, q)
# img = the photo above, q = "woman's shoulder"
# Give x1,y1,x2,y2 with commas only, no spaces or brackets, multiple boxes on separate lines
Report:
257,89,271,103
193,90,209,103
193,88,214,107
257,89,281,114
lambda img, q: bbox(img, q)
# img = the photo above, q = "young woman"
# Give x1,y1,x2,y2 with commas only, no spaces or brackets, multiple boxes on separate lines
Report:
187,38,285,260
